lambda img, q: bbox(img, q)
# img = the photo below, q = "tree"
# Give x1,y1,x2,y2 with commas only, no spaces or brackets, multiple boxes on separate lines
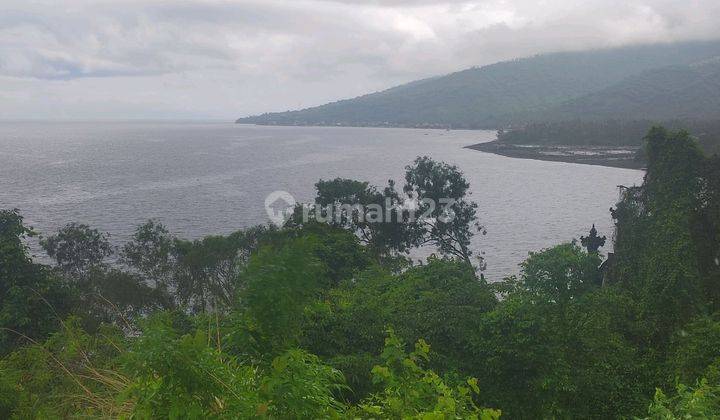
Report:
0,210,69,355
694,155,720,311
668,314,720,385
302,178,417,256
260,349,347,418
355,329,501,419
121,220,175,289
520,243,602,304
644,380,720,419
300,258,497,399
404,156,483,265
235,236,328,355
40,222,171,330
301,157,484,267
611,127,707,335
122,313,262,419
172,235,246,312
122,222,277,313
289,222,372,287
40,223,112,277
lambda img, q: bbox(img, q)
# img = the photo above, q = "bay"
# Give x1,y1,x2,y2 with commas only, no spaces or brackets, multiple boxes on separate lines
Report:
0,121,644,279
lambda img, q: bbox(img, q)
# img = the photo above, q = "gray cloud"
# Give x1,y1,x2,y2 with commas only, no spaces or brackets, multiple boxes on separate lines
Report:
0,0,719,119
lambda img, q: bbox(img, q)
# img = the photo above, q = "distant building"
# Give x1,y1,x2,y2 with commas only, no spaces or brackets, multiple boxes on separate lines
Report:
581,224,606,254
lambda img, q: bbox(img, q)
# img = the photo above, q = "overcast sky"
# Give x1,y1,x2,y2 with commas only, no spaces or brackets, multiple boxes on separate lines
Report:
1,0,719,120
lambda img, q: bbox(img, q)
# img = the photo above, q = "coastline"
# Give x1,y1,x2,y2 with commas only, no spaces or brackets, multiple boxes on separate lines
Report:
466,140,645,170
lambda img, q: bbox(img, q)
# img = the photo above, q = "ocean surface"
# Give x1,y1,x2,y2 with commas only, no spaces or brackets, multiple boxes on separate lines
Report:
0,121,644,279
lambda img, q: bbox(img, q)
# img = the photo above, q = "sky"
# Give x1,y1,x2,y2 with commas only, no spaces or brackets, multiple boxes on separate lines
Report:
1,0,720,120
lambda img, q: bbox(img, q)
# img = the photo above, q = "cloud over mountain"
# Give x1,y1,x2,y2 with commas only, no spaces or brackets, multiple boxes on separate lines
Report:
1,0,719,119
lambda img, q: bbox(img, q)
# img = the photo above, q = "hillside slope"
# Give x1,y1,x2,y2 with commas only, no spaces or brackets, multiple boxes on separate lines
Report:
237,41,720,129
543,60,720,121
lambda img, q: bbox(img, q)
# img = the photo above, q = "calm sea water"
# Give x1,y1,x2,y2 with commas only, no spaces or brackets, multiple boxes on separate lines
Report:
0,121,643,279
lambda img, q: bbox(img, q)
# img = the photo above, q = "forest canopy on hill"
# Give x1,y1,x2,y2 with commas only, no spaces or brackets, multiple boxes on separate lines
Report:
2,127,720,418
237,41,720,130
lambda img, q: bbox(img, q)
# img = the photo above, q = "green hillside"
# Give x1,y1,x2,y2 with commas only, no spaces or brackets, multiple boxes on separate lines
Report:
237,40,720,129
543,60,720,121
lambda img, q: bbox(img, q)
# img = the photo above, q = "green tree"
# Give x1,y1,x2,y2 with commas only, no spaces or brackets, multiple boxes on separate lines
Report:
41,222,170,330
122,313,262,419
356,329,501,419
40,223,113,277
0,210,69,355
260,349,347,418
668,314,720,385
474,245,647,418
520,242,602,304
404,156,483,265
300,258,497,400
233,236,328,355
289,221,373,287
644,380,720,419
611,127,707,338
121,219,175,289
303,178,417,256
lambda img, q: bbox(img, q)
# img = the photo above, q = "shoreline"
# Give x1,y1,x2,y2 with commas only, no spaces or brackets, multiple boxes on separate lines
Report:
235,121,497,130
466,140,645,170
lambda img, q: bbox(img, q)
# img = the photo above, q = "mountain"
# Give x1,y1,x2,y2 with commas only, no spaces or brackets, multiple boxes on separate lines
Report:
237,40,720,129
540,59,720,121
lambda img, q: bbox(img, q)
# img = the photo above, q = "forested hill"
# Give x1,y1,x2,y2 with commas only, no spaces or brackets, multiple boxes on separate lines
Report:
237,40,720,129
541,59,720,121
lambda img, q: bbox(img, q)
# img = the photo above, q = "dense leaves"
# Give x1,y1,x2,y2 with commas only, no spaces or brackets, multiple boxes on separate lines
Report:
0,210,69,355
3,132,720,418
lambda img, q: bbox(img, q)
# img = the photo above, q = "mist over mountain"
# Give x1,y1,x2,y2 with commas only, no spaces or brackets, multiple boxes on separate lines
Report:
237,40,720,129
540,59,720,122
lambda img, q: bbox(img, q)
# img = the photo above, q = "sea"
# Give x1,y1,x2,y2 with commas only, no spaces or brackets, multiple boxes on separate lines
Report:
0,121,644,280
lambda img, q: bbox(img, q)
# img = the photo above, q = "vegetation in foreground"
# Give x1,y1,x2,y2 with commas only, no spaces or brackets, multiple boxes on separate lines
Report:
1,127,720,418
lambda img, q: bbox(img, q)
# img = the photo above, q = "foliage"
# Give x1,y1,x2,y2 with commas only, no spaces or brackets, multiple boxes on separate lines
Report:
474,248,648,418
4,128,720,418
0,314,500,419
610,128,709,343
122,221,276,313
0,209,69,355
644,380,720,419
236,236,328,355
299,156,484,267
356,329,501,419
668,315,720,385
260,349,347,419
120,219,175,288
0,318,128,418
300,258,496,399
519,242,602,303
121,313,261,419
40,223,113,276
40,222,171,331
404,156,483,265
311,177,417,256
